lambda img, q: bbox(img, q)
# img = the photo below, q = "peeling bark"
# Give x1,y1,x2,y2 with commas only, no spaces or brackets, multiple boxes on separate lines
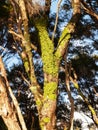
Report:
0,75,21,130
0,56,28,130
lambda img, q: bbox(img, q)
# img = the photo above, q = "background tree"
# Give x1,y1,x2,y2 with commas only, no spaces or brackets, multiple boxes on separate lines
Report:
0,0,98,130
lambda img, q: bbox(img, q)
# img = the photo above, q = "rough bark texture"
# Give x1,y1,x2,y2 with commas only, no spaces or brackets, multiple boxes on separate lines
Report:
0,75,21,130
1,0,98,129
0,56,27,130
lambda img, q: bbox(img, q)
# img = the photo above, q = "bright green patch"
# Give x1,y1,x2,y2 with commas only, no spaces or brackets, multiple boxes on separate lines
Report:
36,99,42,106
24,60,29,73
35,19,58,75
74,82,79,89
42,117,50,123
30,86,42,106
55,27,71,61
58,27,71,44
40,117,50,130
44,82,57,100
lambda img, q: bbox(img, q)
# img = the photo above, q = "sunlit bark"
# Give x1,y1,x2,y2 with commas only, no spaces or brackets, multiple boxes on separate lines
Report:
0,57,22,130
1,0,98,129
81,0,98,20
65,53,74,130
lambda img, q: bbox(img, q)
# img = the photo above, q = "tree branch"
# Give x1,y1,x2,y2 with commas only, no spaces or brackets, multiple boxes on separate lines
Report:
18,0,43,115
45,0,51,16
64,52,74,130
52,0,62,42
0,56,27,130
81,0,98,20
9,30,37,50
70,71,98,125
54,0,81,60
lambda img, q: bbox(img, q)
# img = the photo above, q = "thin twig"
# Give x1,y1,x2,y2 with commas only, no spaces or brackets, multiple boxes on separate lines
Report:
8,87,28,130
9,30,37,50
18,71,31,86
64,51,74,130
0,46,7,52
9,30,24,40
52,0,62,42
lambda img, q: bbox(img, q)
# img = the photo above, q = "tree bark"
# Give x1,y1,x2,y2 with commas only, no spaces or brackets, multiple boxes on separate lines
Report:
9,0,81,129
0,75,21,130
0,56,27,130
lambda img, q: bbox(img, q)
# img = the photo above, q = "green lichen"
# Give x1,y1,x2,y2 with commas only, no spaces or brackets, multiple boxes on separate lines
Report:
55,27,71,61
35,19,58,75
42,52,58,75
58,27,71,44
35,17,71,76
44,82,57,100
73,82,79,89
40,117,50,130
30,86,42,107
24,60,29,73
42,117,50,123
36,99,42,106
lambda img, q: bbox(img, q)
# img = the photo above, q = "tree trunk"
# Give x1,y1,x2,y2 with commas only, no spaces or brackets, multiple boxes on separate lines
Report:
0,75,21,130
0,56,27,130
8,0,81,129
